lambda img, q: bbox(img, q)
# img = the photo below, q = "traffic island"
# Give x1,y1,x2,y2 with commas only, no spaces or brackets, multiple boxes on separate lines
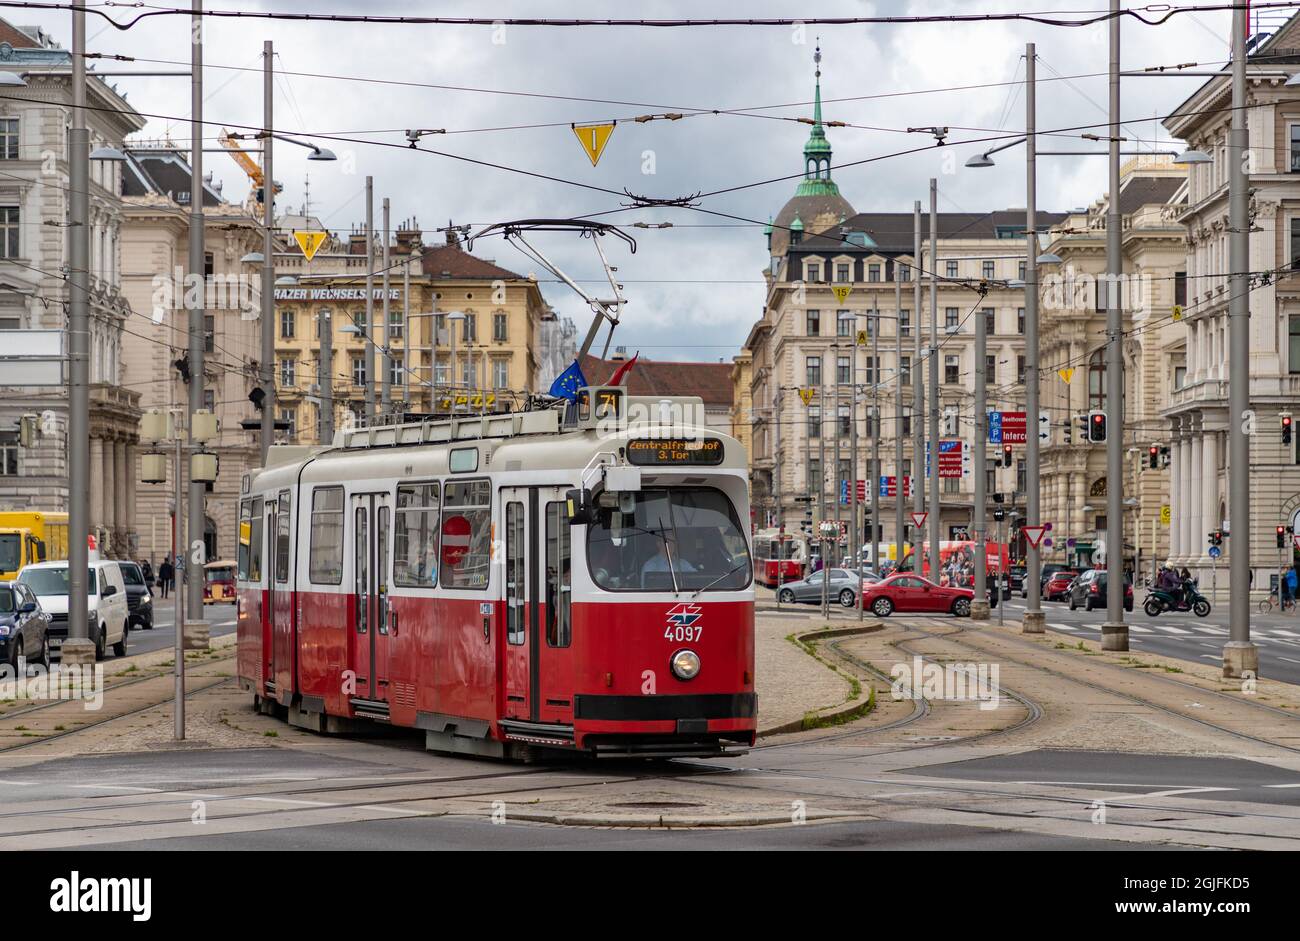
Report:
1021,611,1045,633
57,637,96,667
970,600,991,620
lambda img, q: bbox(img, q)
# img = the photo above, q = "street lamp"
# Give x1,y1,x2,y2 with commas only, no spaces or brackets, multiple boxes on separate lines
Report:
1173,148,1213,165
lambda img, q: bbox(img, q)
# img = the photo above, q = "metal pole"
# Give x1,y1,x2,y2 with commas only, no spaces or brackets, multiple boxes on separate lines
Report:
973,270,990,619
1102,8,1128,651
64,1,92,661
403,260,411,413
174,431,184,739
448,315,457,413
1224,0,1258,675
894,271,905,575
319,309,333,443
836,338,844,562
849,334,858,577
1024,42,1046,634
259,39,274,463
186,0,206,621
871,299,880,577
819,373,828,618
913,201,924,557
381,197,391,417
928,180,941,581
364,176,375,423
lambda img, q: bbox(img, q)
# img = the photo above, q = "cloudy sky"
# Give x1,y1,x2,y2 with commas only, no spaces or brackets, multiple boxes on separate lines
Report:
9,1,1267,371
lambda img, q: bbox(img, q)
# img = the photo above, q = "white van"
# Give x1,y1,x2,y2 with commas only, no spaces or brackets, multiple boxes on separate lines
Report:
17,560,130,660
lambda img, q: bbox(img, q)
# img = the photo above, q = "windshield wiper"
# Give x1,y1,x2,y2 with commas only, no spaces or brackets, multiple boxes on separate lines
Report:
691,561,748,599
657,514,680,595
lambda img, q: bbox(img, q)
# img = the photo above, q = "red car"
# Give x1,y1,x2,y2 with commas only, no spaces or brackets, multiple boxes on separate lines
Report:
860,574,974,618
1043,570,1080,602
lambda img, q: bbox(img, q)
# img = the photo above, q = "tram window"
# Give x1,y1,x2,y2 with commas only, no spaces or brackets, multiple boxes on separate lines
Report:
505,501,525,645
308,486,345,584
449,448,478,473
546,502,572,647
440,479,492,590
237,500,251,579
275,492,291,583
248,498,263,581
587,488,752,593
394,482,440,587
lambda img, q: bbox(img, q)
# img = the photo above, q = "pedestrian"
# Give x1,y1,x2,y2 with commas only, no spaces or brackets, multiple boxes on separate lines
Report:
1285,567,1297,607
159,557,173,598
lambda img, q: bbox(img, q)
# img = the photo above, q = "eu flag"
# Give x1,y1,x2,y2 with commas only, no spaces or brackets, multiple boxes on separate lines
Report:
548,360,587,401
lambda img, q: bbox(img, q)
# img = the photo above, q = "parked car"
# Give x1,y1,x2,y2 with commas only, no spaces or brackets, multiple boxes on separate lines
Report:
777,568,879,607
1008,565,1026,594
0,580,51,670
119,560,154,630
1067,568,1134,612
17,560,130,660
861,574,974,618
1043,569,1081,602
203,559,238,605
1024,563,1075,598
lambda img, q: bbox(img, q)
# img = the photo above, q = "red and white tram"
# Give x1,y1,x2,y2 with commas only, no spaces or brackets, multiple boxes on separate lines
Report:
752,528,807,587
236,388,756,759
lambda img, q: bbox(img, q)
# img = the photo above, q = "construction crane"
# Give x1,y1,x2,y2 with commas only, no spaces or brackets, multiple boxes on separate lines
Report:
218,128,282,206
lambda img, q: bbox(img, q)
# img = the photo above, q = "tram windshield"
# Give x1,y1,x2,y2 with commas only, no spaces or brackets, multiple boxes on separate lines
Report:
586,487,751,592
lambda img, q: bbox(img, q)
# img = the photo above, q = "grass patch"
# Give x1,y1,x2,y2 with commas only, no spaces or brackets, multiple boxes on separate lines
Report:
263,730,278,737
800,686,877,731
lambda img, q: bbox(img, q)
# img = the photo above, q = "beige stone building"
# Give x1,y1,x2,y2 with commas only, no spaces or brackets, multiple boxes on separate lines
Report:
119,143,264,562
730,351,753,465
1037,157,1188,579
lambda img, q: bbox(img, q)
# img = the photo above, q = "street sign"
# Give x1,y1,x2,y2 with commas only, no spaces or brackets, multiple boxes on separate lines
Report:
910,512,928,530
798,387,816,406
832,285,853,304
1208,545,1222,559
1038,411,1051,442
879,475,912,498
938,439,963,478
1058,367,1075,384
1172,304,1184,322
572,121,616,166
0,329,63,386
1000,411,1027,444
988,410,1003,443
294,230,327,261
840,479,868,503
1022,525,1047,549
1160,504,1171,526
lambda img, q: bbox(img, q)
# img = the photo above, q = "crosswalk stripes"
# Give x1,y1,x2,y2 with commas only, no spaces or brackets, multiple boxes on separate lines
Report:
1047,622,1076,631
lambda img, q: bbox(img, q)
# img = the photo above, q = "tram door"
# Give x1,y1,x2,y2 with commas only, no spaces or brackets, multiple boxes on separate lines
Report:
502,485,574,724
351,492,392,702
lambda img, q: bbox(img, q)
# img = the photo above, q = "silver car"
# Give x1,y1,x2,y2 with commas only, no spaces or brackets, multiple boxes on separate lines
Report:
776,568,880,607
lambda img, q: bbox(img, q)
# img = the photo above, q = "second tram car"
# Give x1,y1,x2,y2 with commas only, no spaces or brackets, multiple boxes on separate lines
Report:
236,388,756,759
752,529,807,587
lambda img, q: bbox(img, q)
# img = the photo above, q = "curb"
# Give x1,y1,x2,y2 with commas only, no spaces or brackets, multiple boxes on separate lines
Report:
759,622,884,736
498,809,871,829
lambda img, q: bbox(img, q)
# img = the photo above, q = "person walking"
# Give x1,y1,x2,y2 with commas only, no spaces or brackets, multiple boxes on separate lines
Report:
159,557,173,598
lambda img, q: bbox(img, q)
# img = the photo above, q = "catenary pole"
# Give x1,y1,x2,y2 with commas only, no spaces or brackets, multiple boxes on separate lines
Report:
973,269,990,619
894,270,905,573
259,39,275,463
913,201,924,546
928,180,941,581
364,176,375,423
381,196,391,417
1024,42,1046,634
186,0,206,621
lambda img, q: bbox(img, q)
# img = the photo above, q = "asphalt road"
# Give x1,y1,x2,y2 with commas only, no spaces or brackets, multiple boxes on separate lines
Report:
117,602,237,659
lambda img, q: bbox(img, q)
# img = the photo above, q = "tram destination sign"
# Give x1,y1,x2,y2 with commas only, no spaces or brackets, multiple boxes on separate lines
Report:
627,437,725,466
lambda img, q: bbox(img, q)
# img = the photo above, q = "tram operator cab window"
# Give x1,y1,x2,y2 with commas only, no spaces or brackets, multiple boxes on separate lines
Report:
394,483,440,587
587,488,751,592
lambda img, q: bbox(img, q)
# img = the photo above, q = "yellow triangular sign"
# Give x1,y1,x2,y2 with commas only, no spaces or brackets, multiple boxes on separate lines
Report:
1172,304,1183,322
856,329,868,347
294,230,327,261
1057,367,1075,384
798,387,816,407
832,285,852,304
572,122,615,166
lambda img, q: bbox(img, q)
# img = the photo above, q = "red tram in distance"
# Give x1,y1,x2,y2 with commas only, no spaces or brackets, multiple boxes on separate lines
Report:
752,529,807,587
235,387,756,759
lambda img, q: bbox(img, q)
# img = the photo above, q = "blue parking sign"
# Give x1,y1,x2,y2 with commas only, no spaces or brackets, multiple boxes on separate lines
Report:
988,411,1003,444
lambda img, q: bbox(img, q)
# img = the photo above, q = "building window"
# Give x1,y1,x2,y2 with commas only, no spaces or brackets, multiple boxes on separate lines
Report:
865,354,878,385
1016,460,1027,494
900,355,911,385
903,459,912,478
945,307,959,331
351,310,366,333
352,355,367,386
464,313,477,342
493,358,509,389
808,407,821,439
983,308,995,335
203,389,215,412
278,407,296,439
836,263,851,283
279,357,295,388
838,407,851,438
1291,219,1300,269
388,355,403,388
493,312,508,342
1018,355,1027,384
945,355,959,384
1017,307,1025,334
1088,349,1106,408
0,206,17,258
899,309,910,336
204,314,214,353
837,355,851,385
1173,365,1187,389
805,263,821,282
868,264,881,282
280,309,295,339
902,406,912,437
837,457,851,485
837,310,853,337
986,468,996,495
0,430,18,475
1018,261,1027,281
807,309,820,336
1291,124,1300,172
1174,271,1187,307
808,459,821,492
1290,317,1300,374
0,118,17,160
898,263,911,282
388,311,404,340
986,354,996,383
435,359,451,387
944,477,960,495
982,260,995,280
946,261,958,278
806,355,822,387
204,252,214,278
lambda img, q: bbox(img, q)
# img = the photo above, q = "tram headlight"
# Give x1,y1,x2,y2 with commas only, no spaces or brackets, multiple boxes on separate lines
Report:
671,648,701,681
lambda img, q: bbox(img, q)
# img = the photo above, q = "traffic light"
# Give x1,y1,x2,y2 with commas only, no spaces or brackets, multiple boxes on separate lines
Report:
1278,525,1287,548
1063,421,1072,445
1160,446,1171,468
1076,414,1089,443
1283,414,1293,445
1088,410,1107,442
1209,530,1224,547
1002,444,1013,467
1148,445,1159,469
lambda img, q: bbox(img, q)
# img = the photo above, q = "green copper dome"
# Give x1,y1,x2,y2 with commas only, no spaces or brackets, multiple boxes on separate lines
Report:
794,42,840,198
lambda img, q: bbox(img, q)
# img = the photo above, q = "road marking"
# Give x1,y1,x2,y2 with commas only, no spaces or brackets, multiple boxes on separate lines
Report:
1155,625,1191,634
358,805,424,815
70,784,161,792
1047,622,1076,631
245,796,336,807
1190,626,1226,634
1129,625,1153,633
0,779,35,786
1271,629,1300,638
1200,654,1222,660
1131,787,1235,800
1264,783,1300,789
1277,657,1300,664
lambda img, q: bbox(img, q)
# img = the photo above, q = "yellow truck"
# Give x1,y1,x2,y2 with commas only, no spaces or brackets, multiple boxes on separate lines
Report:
0,511,70,581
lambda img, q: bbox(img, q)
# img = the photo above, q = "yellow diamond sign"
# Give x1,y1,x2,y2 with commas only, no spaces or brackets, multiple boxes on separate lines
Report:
1057,367,1075,384
294,230,327,261
572,122,615,166
798,387,816,406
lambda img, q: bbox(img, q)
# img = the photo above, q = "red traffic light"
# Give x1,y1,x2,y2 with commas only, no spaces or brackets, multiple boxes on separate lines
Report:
1285,417,1294,427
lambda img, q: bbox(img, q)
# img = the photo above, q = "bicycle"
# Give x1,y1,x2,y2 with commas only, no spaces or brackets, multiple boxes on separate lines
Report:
1258,590,1297,615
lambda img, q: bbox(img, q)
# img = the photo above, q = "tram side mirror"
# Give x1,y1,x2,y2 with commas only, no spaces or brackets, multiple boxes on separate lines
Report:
566,488,594,526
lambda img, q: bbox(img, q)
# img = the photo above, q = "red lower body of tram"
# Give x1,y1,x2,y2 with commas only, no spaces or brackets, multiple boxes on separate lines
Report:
237,587,756,759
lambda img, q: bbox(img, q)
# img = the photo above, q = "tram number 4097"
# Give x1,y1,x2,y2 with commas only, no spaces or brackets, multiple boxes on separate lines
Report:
665,624,703,643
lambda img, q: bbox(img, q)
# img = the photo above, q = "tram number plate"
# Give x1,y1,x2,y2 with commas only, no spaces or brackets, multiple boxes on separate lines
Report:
665,625,703,643
627,437,724,466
